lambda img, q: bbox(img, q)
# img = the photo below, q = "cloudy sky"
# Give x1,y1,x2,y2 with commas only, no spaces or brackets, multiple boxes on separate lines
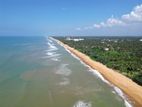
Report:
0,0,142,36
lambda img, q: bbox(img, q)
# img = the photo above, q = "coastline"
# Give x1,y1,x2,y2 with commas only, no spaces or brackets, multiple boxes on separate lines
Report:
53,38,142,107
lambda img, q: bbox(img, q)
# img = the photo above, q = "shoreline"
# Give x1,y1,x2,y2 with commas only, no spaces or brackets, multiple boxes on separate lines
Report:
53,38,142,107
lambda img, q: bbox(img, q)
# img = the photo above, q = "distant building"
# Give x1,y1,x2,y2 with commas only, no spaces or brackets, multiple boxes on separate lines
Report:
114,40,118,43
73,38,84,42
104,48,109,51
66,37,71,41
66,37,84,42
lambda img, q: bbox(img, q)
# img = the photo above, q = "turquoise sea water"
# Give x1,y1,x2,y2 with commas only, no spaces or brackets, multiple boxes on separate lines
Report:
0,36,130,107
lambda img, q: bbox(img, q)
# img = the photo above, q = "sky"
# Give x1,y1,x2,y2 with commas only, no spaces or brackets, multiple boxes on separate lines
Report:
0,0,142,36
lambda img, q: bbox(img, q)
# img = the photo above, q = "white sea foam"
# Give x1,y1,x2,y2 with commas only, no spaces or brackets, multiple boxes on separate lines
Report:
59,77,70,86
44,39,61,61
42,51,60,59
48,42,58,50
114,87,124,98
46,52,56,56
46,41,58,51
73,101,91,107
53,38,133,107
46,37,53,43
51,57,60,62
125,100,133,107
89,69,111,85
65,47,132,107
46,51,60,57
48,39,53,43
46,53,61,58
112,90,116,94
114,87,132,107
59,81,70,85
89,69,132,107
49,37,57,42
65,47,111,85
80,60,90,68
47,42,53,47
56,64,72,76
65,48,80,60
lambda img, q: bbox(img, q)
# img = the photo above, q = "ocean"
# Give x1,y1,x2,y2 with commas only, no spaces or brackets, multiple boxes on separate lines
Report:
0,36,130,107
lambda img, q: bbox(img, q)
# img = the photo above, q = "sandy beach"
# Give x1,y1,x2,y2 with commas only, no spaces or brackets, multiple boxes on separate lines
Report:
55,39,142,107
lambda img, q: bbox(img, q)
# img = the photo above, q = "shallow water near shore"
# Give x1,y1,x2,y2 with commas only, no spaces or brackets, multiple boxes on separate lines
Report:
0,36,130,107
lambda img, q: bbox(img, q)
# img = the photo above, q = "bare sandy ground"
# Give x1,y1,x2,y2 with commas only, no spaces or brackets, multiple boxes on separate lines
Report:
55,39,142,107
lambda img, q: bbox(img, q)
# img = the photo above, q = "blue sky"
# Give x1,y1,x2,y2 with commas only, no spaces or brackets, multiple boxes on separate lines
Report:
0,0,142,36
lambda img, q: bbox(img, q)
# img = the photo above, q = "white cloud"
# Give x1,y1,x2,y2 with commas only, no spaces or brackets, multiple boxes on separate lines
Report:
77,4,142,30
106,17,125,26
122,4,142,22
94,17,125,28
83,17,125,29
93,24,101,28
76,27,82,31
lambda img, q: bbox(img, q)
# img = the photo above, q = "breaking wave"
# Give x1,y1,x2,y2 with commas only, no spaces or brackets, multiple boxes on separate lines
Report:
52,38,133,107
46,52,61,58
47,42,58,51
59,43,132,107
114,87,132,107
88,69,110,84
44,38,61,61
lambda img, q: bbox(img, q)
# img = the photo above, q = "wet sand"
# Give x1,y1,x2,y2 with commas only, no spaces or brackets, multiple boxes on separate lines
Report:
55,39,142,107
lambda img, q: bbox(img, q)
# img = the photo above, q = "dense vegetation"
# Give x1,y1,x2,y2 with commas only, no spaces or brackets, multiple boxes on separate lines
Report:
54,36,142,85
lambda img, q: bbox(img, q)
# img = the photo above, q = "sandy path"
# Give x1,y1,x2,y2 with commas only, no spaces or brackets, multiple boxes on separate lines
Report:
55,39,142,107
